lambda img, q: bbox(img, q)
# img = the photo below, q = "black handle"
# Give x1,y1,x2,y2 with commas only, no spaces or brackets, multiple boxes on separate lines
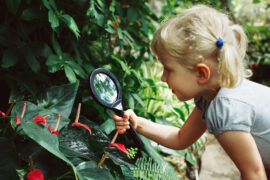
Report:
115,109,144,150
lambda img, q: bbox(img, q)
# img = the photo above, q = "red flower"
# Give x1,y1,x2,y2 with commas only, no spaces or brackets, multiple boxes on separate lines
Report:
14,115,20,125
109,143,129,155
33,115,47,125
48,125,59,136
0,110,6,117
72,122,92,135
26,168,44,180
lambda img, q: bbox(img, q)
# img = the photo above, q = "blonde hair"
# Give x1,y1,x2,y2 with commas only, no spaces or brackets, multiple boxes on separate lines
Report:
151,5,251,88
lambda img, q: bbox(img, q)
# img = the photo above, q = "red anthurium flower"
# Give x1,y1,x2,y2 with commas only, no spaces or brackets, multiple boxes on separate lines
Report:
14,115,20,125
0,110,6,117
109,143,129,155
72,122,92,135
48,125,59,136
33,115,47,125
26,168,44,180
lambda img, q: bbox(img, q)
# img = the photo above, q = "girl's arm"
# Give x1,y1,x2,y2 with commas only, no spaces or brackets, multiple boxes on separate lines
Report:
217,131,267,180
113,107,206,150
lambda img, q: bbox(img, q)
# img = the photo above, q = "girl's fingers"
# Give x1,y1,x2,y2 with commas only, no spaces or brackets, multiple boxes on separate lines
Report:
119,129,126,134
115,120,129,126
112,113,124,121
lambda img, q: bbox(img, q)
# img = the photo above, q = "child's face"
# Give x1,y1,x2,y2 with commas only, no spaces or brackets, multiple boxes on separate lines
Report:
160,55,201,101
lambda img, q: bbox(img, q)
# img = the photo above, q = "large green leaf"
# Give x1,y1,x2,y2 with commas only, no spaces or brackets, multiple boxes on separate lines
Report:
76,161,114,180
37,82,79,118
19,120,80,179
100,118,115,135
59,126,100,162
10,101,70,132
0,137,19,180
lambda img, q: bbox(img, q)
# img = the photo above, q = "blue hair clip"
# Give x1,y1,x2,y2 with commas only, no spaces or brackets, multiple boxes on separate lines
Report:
216,37,224,49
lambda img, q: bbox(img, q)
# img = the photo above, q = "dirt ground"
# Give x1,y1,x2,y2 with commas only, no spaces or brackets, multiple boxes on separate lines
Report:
199,133,241,180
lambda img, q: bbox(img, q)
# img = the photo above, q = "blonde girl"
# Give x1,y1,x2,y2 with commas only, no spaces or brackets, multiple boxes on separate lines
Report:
112,5,270,179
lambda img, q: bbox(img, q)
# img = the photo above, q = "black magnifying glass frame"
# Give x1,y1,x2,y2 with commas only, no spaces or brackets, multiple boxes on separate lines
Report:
89,68,124,116
89,68,144,150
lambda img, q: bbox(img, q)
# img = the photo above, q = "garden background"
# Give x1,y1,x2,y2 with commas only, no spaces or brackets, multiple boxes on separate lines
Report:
0,0,269,179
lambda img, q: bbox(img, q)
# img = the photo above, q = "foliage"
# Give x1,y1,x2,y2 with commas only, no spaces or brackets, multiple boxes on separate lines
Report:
234,0,270,86
131,157,178,180
0,83,136,179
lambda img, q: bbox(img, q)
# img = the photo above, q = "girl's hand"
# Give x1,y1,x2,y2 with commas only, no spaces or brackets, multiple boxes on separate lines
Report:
112,109,138,134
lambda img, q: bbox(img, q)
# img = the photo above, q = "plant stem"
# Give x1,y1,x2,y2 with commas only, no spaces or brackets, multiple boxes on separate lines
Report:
28,156,34,172
97,128,120,167
6,100,16,116
74,103,81,123
44,115,50,119
20,103,26,118
54,114,61,131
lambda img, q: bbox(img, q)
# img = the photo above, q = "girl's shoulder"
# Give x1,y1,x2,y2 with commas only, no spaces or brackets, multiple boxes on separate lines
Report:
215,78,270,105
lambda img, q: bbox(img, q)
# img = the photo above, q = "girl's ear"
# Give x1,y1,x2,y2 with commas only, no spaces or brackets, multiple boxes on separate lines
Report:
196,63,210,84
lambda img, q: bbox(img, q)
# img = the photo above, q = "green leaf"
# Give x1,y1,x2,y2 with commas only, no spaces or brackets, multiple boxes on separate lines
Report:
21,8,42,21
111,55,130,75
37,82,79,118
0,138,19,180
11,101,70,131
1,48,19,68
42,0,57,11
105,24,116,34
48,64,61,73
108,147,134,167
52,36,62,56
65,60,88,79
60,14,80,38
48,10,59,30
59,126,98,161
128,93,135,109
184,102,190,114
185,152,197,166
127,7,138,22
173,107,185,121
5,0,21,15
100,118,115,135
42,0,51,10
23,47,40,73
138,136,177,178
132,93,145,108
76,161,114,180
64,65,77,83
120,165,135,180
46,54,60,66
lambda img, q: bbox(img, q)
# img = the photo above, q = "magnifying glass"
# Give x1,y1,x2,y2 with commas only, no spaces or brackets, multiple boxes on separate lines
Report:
89,68,144,149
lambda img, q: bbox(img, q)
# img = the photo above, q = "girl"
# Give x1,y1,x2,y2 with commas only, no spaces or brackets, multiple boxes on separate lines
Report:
112,5,270,179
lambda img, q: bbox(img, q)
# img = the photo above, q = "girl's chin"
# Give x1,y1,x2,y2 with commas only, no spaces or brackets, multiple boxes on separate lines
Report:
176,94,192,102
